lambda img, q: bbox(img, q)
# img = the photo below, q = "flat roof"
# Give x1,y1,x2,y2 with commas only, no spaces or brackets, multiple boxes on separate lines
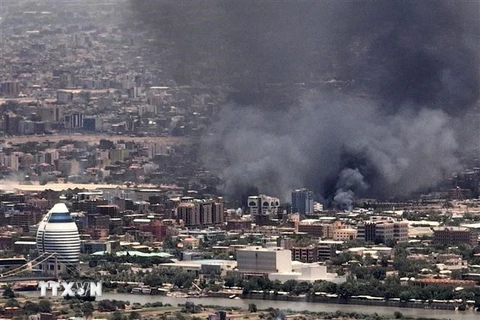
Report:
237,246,286,252
161,259,236,268
92,251,172,258
14,241,36,245
461,223,480,229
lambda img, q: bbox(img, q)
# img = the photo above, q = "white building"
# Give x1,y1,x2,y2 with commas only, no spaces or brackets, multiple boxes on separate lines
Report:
36,203,80,273
236,246,345,283
270,262,345,283
236,246,291,274
248,195,280,217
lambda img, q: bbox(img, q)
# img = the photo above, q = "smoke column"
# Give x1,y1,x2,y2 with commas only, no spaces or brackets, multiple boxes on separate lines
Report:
129,1,479,206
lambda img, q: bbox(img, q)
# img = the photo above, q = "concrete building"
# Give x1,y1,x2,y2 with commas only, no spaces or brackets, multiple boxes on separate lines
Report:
236,246,292,274
357,220,408,244
81,240,114,254
38,105,62,123
3,112,21,135
291,188,314,215
1,81,20,96
433,227,478,246
317,240,343,261
298,220,324,238
236,246,344,283
159,259,236,277
13,240,37,255
177,199,224,227
247,195,280,224
291,245,317,263
269,262,345,283
177,202,199,227
333,228,357,241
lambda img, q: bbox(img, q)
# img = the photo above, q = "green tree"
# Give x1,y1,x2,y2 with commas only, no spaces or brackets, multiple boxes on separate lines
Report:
293,281,310,295
267,308,286,320
111,310,125,320
162,235,177,249
2,286,15,299
248,303,257,312
184,301,196,313
129,311,142,320
38,299,52,313
224,275,236,288
338,281,358,299
173,272,195,288
98,299,117,312
281,279,298,293
82,301,94,318
399,290,412,302
312,280,337,294
22,301,40,315
5,299,20,308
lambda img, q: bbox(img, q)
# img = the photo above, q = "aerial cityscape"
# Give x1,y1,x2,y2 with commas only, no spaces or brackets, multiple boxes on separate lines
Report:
0,1,479,320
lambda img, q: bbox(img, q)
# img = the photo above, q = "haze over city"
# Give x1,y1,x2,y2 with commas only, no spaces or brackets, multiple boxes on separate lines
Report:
0,1,479,320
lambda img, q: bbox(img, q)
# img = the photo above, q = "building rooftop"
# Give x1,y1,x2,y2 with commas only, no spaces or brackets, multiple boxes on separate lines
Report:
238,246,286,252
91,251,172,258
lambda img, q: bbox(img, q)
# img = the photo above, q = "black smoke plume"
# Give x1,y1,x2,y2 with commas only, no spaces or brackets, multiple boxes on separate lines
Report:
130,1,479,207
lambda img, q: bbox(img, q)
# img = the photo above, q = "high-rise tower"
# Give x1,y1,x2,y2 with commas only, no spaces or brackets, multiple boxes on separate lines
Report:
36,203,80,273
291,188,314,215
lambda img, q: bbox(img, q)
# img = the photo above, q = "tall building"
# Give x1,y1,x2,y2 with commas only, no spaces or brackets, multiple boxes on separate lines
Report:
64,113,84,129
248,195,280,224
177,199,224,227
357,220,408,244
1,81,20,96
200,201,213,225
38,106,62,123
212,201,224,225
3,112,21,135
291,188,314,215
36,203,80,273
177,202,199,227
236,246,292,274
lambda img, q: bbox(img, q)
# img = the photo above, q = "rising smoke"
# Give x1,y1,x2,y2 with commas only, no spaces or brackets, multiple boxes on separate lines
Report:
130,1,479,207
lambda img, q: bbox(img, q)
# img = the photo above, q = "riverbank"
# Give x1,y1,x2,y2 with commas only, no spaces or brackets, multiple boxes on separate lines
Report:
170,290,474,311
19,291,480,320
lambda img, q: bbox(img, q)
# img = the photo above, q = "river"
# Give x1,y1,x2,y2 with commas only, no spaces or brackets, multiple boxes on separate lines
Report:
20,292,477,319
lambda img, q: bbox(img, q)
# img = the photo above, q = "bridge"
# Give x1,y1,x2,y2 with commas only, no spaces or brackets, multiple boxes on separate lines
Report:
0,252,61,283
0,276,56,283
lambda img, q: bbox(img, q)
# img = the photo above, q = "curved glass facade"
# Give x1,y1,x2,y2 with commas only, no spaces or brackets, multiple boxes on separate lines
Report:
36,203,80,271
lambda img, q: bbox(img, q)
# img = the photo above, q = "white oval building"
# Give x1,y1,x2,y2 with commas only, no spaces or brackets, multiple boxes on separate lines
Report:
36,203,80,273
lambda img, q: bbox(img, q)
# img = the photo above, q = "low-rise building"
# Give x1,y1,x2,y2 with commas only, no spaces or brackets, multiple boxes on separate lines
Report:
269,262,345,283
357,220,408,243
317,240,343,261
291,245,317,263
333,228,357,241
433,227,478,246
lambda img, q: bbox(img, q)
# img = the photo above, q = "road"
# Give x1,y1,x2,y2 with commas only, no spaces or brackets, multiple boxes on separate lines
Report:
1,134,190,145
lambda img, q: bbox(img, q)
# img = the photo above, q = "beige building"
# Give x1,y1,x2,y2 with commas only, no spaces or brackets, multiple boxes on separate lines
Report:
177,202,200,227
357,218,409,243
333,228,357,241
